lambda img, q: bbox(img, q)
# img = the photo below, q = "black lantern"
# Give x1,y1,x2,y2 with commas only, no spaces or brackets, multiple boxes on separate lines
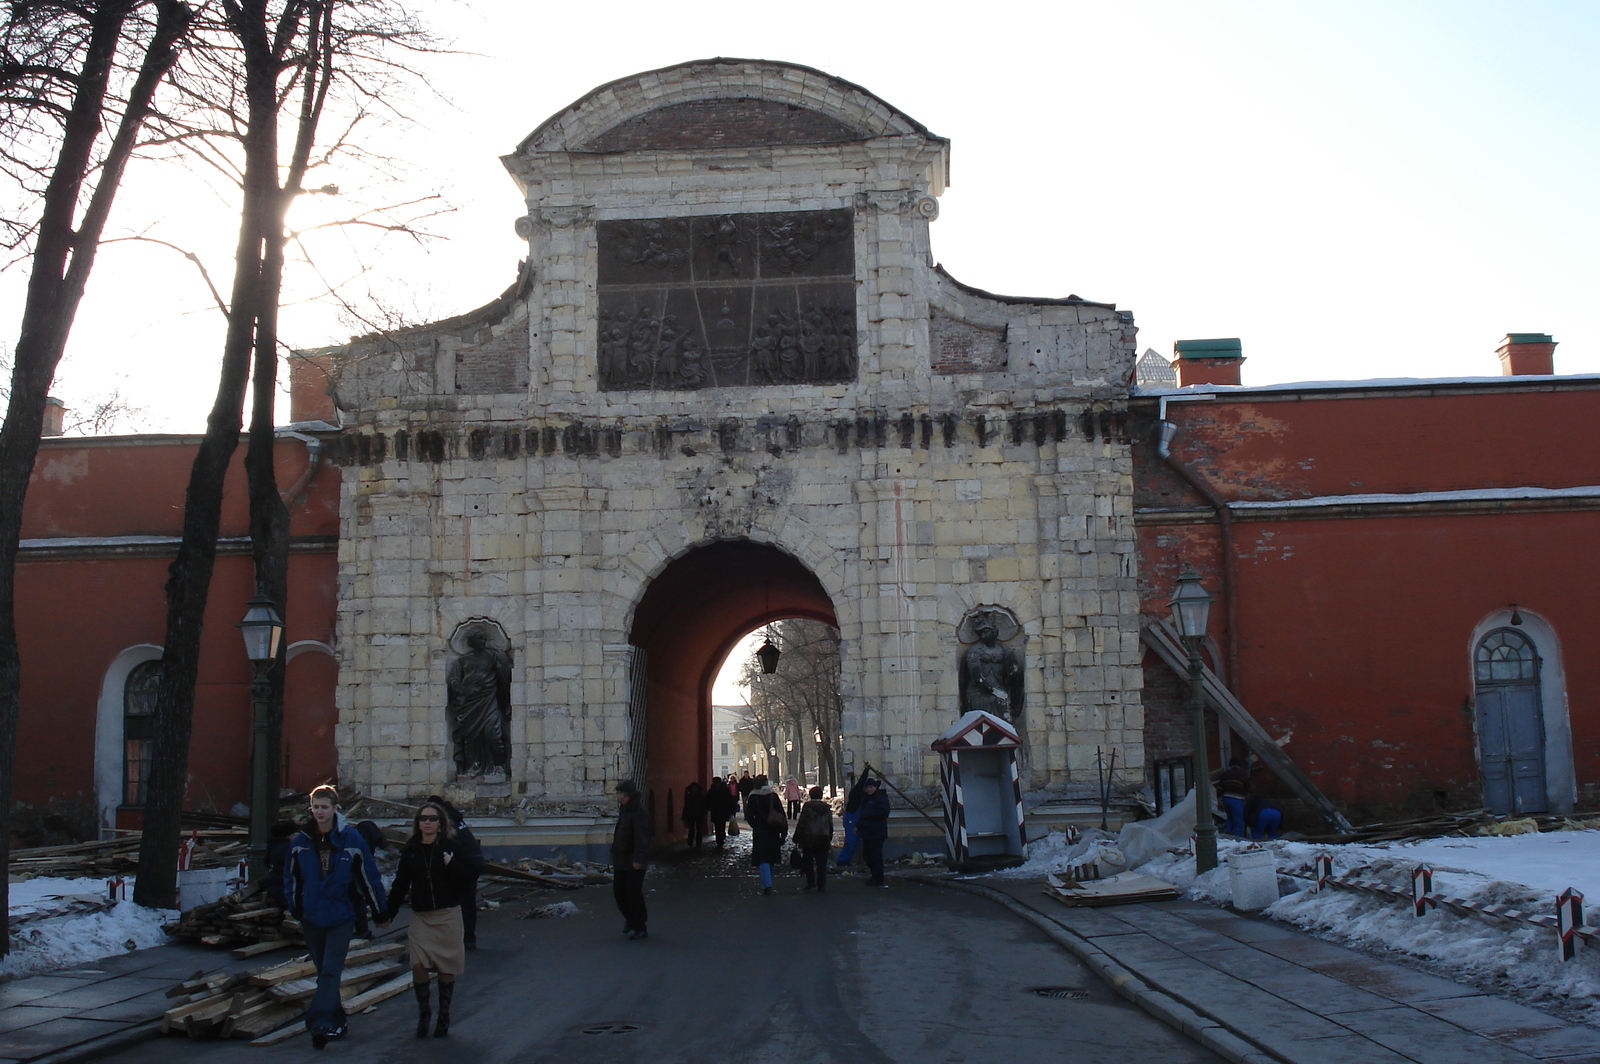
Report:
237,596,285,664
1168,568,1212,642
757,638,781,674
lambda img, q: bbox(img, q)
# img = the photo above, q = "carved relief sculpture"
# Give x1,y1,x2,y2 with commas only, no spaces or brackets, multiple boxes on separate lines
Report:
596,209,856,390
958,608,1025,723
446,623,513,778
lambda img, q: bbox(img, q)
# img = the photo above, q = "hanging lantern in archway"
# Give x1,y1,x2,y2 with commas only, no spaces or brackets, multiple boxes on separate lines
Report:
757,638,781,674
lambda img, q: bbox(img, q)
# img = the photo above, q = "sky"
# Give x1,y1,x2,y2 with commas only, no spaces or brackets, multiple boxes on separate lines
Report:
4,0,1598,432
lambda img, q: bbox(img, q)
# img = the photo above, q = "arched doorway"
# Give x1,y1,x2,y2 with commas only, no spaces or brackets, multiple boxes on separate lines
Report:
1474,627,1547,814
629,541,837,837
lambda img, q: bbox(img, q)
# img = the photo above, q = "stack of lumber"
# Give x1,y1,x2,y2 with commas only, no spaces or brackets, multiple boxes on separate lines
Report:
487,856,611,889
8,829,250,879
160,942,412,1041
164,886,298,949
1301,808,1495,844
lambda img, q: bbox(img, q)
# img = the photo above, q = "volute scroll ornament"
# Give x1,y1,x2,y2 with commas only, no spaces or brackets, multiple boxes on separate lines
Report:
513,215,534,240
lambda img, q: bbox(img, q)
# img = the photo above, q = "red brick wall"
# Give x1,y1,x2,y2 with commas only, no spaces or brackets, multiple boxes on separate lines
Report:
455,324,529,395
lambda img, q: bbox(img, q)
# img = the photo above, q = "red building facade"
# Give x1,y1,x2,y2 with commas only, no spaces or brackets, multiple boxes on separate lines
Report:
1136,339,1600,823
12,434,340,839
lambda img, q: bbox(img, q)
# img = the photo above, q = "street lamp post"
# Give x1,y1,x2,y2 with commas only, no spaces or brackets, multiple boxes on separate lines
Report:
1169,568,1218,874
238,597,284,881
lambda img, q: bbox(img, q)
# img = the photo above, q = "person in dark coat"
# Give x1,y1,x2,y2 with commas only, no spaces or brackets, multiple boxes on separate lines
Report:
427,795,486,948
351,820,386,937
1215,757,1252,837
681,782,707,849
737,771,755,805
794,786,834,893
283,786,386,1049
611,779,651,939
855,777,891,887
704,777,737,848
379,803,476,1038
263,821,297,908
743,775,786,894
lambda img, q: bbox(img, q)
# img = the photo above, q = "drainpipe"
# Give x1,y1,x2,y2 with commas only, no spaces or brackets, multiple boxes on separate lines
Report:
1156,397,1241,695
276,429,325,508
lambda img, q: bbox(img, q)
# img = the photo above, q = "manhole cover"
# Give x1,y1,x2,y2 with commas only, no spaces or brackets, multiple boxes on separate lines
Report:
1031,987,1090,1000
582,1023,642,1035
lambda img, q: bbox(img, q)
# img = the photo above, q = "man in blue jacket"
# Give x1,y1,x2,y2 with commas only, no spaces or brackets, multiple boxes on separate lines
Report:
856,778,891,887
284,786,387,1048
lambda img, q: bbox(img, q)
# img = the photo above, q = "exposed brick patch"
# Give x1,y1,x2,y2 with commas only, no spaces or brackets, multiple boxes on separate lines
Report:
930,312,1007,374
455,323,529,394
1141,649,1192,769
581,98,866,152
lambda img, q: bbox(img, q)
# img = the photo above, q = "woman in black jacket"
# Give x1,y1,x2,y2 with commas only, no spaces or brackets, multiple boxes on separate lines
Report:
742,775,786,895
379,802,475,1038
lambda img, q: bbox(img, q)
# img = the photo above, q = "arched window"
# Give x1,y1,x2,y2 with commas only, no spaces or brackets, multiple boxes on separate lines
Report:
1475,628,1539,684
123,661,160,806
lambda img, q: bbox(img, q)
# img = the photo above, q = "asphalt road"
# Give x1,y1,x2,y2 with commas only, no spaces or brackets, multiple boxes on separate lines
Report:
106,837,1220,1064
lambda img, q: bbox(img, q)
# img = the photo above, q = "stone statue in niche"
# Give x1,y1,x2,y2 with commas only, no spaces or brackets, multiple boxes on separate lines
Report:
447,622,513,778
958,608,1024,722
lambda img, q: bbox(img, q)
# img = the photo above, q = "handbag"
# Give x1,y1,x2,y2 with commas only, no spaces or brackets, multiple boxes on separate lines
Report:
766,803,787,832
789,845,804,870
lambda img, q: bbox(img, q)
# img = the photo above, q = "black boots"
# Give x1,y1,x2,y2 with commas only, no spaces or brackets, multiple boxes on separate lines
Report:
434,980,454,1037
414,980,431,1038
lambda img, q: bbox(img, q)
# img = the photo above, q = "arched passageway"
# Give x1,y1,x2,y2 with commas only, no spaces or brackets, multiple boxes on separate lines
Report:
630,541,836,837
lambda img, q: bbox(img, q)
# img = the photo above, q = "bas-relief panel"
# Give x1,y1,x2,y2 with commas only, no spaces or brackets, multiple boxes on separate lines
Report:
596,209,857,390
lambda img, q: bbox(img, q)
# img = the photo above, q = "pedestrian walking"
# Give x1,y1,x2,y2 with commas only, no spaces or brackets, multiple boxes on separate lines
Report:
283,786,386,1049
727,773,742,835
855,777,891,887
681,781,707,849
426,795,486,949
704,777,737,847
1216,757,1252,836
782,776,804,818
794,786,834,893
379,802,475,1038
835,774,868,868
612,779,651,939
743,775,787,894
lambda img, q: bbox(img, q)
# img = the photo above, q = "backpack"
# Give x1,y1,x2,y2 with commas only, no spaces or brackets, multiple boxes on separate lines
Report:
797,804,832,845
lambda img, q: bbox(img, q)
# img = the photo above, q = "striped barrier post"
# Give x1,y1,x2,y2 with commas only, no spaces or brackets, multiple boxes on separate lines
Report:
1314,854,1333,892
1411,866,1433,917
1558,889,1584,963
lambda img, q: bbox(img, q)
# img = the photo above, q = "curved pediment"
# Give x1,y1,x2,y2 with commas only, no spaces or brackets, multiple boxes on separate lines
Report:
516,57,942,156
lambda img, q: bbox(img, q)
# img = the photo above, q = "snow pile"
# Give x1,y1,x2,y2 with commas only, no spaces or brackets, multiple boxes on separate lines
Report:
521,901,580,919
1137,832,1600,1025
4,877,175,979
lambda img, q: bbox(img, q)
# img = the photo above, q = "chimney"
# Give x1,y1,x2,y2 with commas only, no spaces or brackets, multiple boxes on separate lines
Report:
1497,333,1556,376
1173,338,1244,387
41,396,64,437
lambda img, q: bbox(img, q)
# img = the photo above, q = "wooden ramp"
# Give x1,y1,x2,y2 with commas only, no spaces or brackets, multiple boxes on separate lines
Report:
1141,619,1354,834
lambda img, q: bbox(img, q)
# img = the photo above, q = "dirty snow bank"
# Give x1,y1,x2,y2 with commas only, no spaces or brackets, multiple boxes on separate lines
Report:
3,876,176,980
1133,832,1600,1025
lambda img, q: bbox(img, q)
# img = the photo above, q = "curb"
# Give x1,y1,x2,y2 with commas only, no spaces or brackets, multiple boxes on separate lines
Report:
21,1018,164,1064
902,874,1282,1064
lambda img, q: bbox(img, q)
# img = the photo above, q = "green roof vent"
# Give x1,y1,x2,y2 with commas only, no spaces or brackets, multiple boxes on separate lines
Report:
1173,338,1242,359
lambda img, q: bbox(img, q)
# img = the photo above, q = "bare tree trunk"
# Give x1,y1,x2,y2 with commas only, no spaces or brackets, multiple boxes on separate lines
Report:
135,0,280,909
0,0,189,952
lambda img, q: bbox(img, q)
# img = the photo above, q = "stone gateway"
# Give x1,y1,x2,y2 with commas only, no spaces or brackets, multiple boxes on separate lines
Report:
304,59,1142,832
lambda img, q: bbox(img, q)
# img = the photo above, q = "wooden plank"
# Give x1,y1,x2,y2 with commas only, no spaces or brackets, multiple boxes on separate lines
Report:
247,942,401,987
231,939,294,960
482,862,581,889
249,1020,305,1046
266,960,404,1003
1142,620,1355,833
344,971,413,1012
